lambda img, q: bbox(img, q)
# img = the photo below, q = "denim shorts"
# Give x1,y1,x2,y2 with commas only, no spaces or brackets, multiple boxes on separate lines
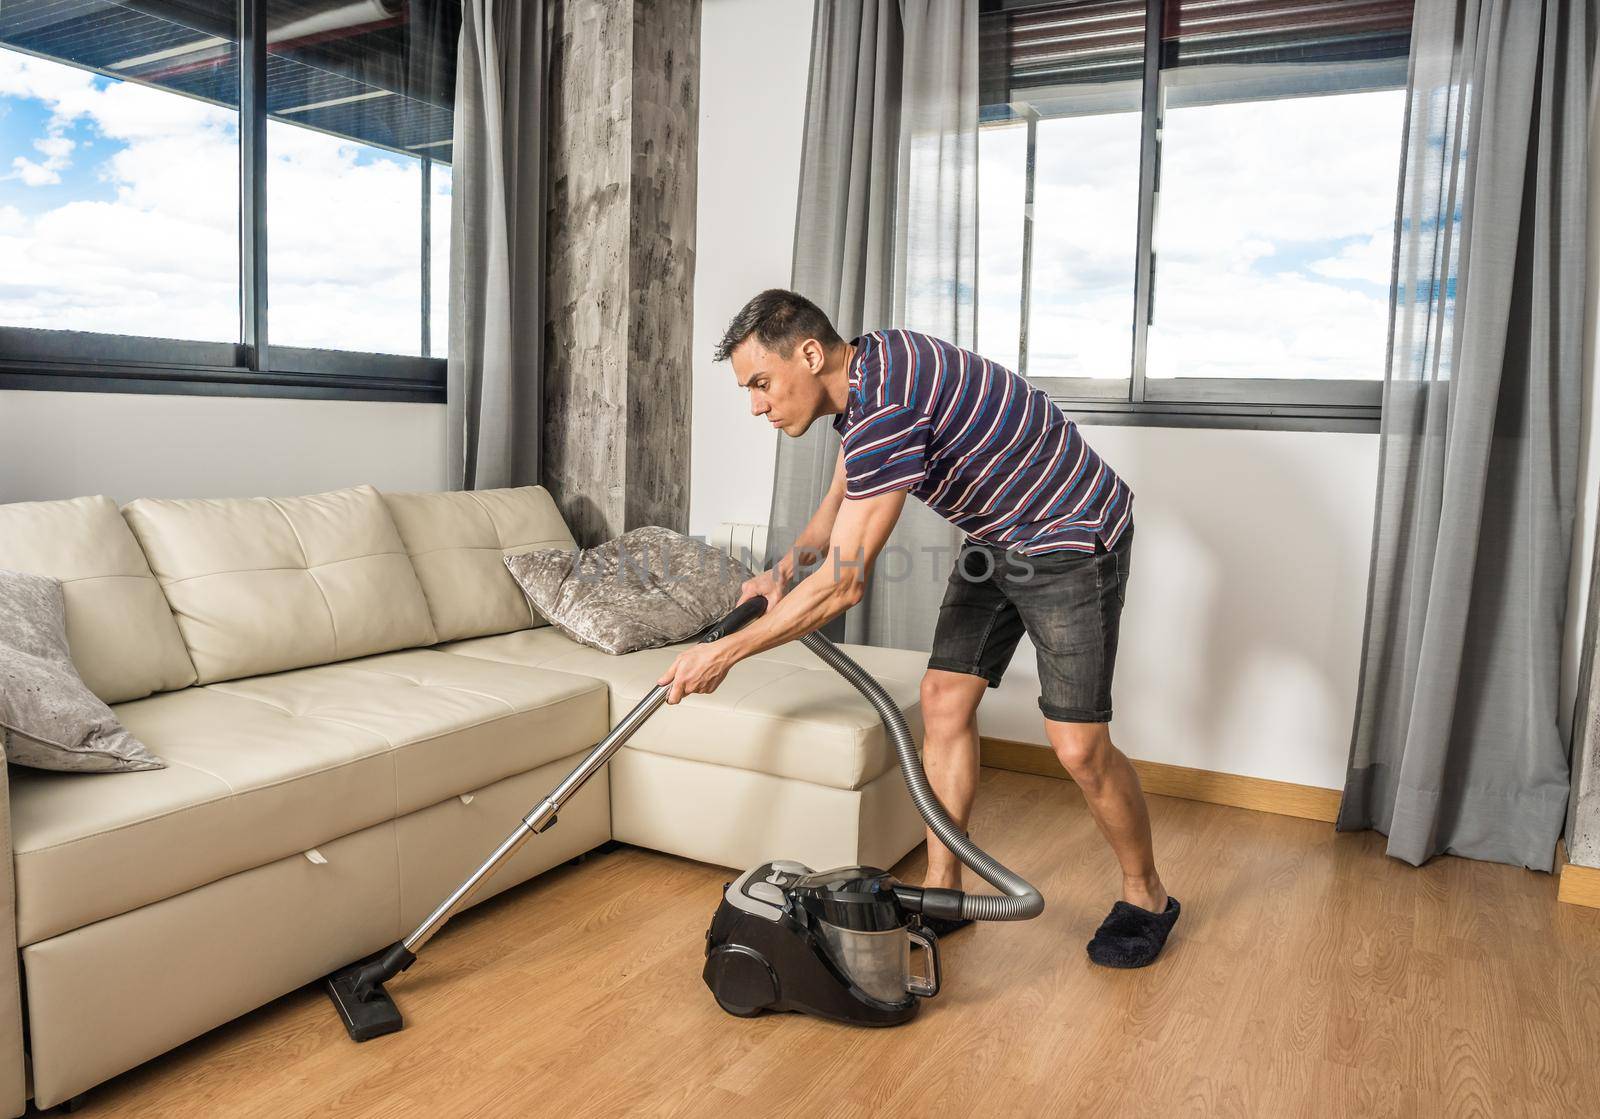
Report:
927,526,1133,723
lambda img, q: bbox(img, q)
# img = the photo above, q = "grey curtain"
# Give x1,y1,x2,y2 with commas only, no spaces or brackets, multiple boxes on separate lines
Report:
447,0,549,491
1339,0,1594,870
771,0,978,649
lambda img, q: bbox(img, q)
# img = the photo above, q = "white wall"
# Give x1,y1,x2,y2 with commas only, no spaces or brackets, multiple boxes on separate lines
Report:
689,0,816,540
0,390,447,504
691,0,1379,790
984,426,1376,789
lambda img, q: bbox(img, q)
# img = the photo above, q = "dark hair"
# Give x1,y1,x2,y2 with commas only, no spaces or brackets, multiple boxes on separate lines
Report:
714,288,843,362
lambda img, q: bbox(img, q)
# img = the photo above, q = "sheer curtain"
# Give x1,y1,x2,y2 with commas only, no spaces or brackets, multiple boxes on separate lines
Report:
769,0,978,649
447,0,550,490
1339,0,1594,870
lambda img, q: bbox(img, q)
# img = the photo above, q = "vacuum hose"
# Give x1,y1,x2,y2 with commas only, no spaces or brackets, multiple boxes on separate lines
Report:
799,632,1044,922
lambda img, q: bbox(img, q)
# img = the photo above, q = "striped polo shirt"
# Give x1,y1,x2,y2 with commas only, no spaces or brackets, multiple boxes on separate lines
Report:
831,329,1133,556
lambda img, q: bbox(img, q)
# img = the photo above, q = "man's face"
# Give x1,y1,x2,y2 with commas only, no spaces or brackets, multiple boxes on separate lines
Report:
731,336,828,438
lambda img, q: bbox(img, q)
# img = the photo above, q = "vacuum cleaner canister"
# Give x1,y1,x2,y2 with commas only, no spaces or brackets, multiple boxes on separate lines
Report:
704,861,939,1026
702,629,1045,1027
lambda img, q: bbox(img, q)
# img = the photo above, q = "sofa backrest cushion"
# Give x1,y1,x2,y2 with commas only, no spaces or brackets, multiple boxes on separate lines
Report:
383,486,577,642
0,496,197,703
122,484,437,683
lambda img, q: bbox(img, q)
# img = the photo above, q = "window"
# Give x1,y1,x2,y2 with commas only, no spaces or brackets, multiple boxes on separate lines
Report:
0,1,241,344
0,0,458,400
978,0,1413,425
265,0,455,361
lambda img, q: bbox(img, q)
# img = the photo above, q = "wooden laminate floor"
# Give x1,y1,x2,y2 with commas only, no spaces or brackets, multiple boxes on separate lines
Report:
47,769,1600,1118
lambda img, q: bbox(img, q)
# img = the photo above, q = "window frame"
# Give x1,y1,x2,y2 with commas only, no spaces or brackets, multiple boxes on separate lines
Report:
982,0,1395,433
0,0,448,404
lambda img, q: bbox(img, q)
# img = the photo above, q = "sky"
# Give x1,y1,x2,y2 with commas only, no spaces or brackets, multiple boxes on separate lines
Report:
0,46,449,356
977,85,1407,382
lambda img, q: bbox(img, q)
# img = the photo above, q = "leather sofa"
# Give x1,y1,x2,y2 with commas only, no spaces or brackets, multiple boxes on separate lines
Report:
0,484,928,1113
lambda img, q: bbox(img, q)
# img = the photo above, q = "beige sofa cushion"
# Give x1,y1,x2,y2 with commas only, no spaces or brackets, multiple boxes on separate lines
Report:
441,628,928,791
123,485,437,684
383,486,576,641
205,650,607,816
0,495,195,703
9,649,609,945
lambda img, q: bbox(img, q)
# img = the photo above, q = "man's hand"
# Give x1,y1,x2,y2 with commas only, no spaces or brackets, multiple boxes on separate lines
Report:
738,567,788,610
657,485,908,705
657,638,738,705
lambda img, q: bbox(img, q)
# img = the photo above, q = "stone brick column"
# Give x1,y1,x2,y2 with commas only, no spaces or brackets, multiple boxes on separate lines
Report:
544,0,699,546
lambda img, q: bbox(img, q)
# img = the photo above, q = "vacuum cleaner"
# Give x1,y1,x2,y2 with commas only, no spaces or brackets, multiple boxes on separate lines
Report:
324,598,1043,1040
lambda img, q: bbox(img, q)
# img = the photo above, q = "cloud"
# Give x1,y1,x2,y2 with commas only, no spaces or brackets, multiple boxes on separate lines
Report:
9,156,60,186
1310,232,1397,287
975,85,1406,381
0,47,448,353
0,50,243,338
0,50,235,143
266,120,429,353
976,123,1026,366
33,135,73,161
9,133,75,185
1145,262,1390,381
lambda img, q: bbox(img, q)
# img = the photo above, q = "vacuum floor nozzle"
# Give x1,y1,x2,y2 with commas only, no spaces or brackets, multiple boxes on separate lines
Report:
323,942,415,1041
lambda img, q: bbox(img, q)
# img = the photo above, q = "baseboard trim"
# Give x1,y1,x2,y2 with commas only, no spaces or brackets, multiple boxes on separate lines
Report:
1557,844,1600,908
979,737,1343,824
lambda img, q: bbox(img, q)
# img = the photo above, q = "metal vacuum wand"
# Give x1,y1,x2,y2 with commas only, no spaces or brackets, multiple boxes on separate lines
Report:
323,597,770,1041
404,681,669,954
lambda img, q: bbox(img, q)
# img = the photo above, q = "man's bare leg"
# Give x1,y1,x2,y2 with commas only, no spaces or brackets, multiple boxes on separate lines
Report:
918,669,990,890
1045,719,1167,912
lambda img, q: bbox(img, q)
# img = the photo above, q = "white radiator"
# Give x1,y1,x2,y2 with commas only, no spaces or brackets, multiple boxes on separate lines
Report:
710,521,770,572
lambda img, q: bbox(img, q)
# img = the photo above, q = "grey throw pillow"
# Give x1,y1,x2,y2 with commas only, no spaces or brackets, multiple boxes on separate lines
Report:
0,569,165,773
505,526,752,655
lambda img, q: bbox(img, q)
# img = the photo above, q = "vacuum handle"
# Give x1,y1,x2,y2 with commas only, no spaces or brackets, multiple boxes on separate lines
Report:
698,597,768,643
906,926,940,998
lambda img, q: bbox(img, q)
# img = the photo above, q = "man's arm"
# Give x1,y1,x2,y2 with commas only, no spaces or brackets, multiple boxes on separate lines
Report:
735,485,905,655
743,450,848,604
657,486,907,703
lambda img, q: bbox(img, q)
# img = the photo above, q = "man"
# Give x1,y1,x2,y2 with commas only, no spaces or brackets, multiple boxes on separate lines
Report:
659,289,1179,968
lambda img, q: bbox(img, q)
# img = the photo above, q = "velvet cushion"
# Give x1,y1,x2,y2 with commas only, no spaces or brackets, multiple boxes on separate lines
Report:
503,527,750,655
0,569,164,773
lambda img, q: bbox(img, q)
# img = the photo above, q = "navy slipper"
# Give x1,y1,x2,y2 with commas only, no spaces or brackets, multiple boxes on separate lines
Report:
1086,896,1180,968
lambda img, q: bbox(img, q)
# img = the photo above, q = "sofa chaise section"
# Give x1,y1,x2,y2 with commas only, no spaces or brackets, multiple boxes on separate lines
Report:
441,627,930,873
